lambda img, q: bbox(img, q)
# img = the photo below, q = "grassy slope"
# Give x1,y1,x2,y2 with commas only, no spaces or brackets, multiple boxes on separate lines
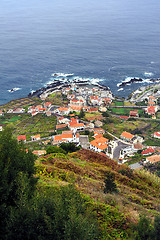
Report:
35,149,160,239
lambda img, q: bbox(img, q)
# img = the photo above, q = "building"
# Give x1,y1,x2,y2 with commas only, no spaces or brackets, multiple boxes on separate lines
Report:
53,131,79,144
32,150,46,156
129,110,139,117
0,110,4,116
90,137,108,153
58,117,70,124
120,131,135,143
70,105,82,112
141,147,155,156
31,135,41,141
44,102,52,108
144,154,160,164
68,122,84,132
13,108,25,113
152,131,160,139
17,135,26,142
46,111,51,117
56,124,68,131
95,120,103,127
57,107,70,115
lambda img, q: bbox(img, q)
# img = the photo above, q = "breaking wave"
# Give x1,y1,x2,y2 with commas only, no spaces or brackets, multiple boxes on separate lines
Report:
8,88,21,93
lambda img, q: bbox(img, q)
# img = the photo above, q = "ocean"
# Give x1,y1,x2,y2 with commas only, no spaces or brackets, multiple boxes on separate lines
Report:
0,0,160,104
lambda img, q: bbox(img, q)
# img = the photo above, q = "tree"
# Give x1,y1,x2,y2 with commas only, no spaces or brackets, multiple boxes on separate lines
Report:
46,145,66,154
0,127,37,239
135,215,155,240
154,215,160,240
104,171,118,193
0,128,37,207
60,142,81,153
79,108,85,119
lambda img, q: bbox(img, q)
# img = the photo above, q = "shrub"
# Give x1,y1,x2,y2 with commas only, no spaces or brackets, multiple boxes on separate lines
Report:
104,171,118,194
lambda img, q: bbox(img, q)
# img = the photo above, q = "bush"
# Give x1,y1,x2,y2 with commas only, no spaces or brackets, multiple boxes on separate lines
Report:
104,171,118,194
46,145,66,154
60,142,81,153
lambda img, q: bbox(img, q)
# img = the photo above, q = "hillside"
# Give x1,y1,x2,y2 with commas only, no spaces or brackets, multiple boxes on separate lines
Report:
36,149,160,239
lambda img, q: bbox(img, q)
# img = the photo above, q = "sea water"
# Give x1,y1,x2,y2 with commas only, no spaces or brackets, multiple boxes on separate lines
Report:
0,0,160,104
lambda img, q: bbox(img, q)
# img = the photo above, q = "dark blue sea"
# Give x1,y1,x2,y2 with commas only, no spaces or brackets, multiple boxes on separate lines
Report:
0,0,160,104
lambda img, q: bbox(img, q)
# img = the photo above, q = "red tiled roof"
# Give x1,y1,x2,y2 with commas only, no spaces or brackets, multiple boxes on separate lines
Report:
121,131,134,140
90,137,108,150
44,102,51,106
56,124,68,130
120,116,129,120
17,135,26,141
69,122,84,128
141,147,155,155
153,131,160,137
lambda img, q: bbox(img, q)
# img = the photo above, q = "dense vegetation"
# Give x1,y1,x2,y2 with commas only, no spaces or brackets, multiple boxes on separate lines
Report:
0,128,160,239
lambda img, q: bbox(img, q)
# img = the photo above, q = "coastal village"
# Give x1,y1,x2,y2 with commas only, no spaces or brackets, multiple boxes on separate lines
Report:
0,80,160,172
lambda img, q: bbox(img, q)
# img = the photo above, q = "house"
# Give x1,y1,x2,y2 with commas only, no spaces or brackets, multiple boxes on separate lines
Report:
13,108,25,114
68,122,84,132
32,111,38,117
144,154,160,164
32,150,46,156
85,122,94,129
44,102,52,108
87,107,98,113
70,98,85,107
57,107,70,115
129,110,139,117
93,128,105,134
67,94,75,100
120,116,129,120
53,131,79,144
120,131,135,143
148,96,156,102
141,147,155,156
0,110,4,116
90,137,109,153
35,105,43,111
31,135,41,141
95,120,103,128
90,96,102,106
103,97,112,104
148,101,155,106
17,135,26,143
99,106,107,112
28,106,36,113
145,106,158,116
152,131,160,139
70,105,82,112
58,117,70,124
46,111,51,117
86,115,104,122
56,124,68,130
94,133,103,139
38,108,46,113
0,126,3,131
133,142,144,151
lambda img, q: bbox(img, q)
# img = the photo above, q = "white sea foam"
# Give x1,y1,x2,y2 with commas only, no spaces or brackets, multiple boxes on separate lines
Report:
51,73,74,77
117,88,123,91
144,72,154,77
8,88,21,93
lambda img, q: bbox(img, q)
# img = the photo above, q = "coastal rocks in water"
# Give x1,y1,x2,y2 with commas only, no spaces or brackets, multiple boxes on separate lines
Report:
118,77,160,88
118,78,143,87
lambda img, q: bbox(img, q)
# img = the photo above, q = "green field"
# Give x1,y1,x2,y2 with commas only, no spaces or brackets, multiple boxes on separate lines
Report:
109,107,144,116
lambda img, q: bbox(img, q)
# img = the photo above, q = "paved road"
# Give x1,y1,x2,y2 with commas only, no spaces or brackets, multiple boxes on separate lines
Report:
113,141,130,161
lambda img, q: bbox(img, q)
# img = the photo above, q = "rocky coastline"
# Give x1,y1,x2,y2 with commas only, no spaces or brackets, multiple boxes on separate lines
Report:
118,77,160,88
28,78,109,98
